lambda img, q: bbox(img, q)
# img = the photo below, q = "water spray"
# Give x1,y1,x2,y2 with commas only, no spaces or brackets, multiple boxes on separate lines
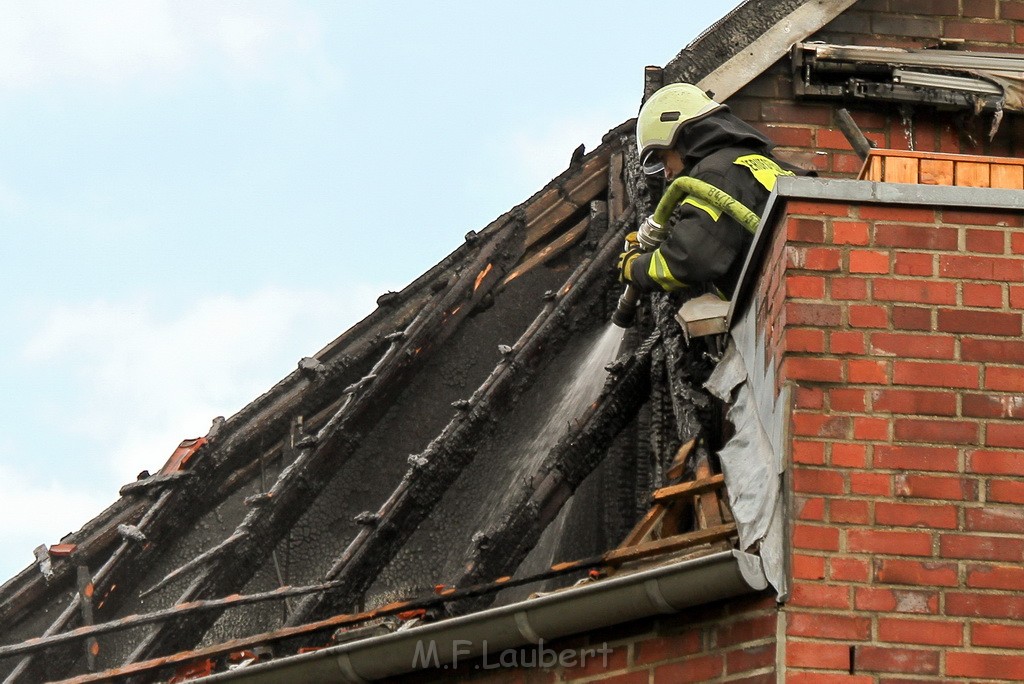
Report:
611,176,761,328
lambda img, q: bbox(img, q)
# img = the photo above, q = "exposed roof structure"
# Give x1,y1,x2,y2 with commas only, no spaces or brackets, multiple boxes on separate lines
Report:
6,0,1023,681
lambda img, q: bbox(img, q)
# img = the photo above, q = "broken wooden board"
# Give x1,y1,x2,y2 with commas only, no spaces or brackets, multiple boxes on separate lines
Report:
652,473,726,504
860,149,1024,189
501,216,590,288
604,523,737,566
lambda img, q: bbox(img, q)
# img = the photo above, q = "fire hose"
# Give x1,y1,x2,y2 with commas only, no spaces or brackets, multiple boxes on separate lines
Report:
610,176,761,328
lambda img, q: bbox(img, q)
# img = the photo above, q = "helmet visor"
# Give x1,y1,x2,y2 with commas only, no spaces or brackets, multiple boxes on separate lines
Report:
640,150,665,176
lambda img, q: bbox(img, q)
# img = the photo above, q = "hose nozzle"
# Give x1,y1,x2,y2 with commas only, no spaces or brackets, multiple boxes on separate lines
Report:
611,284,640,328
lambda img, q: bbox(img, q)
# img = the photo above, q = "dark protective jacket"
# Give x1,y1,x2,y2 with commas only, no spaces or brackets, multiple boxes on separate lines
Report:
631,110,809,298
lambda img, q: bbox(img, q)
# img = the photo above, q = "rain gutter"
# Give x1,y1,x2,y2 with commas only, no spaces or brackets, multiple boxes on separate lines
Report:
203,549,767,683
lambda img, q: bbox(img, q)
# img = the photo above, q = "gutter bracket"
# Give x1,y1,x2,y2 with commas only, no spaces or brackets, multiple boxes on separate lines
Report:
513,610,542,644
732,550,769,591
642,578,678,614
335,652,368,684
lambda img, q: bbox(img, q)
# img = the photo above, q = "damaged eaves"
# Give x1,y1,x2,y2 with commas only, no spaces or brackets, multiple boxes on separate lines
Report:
792,42,1024,136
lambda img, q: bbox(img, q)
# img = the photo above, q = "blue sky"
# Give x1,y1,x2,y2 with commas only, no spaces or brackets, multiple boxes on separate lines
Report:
0,1,737,580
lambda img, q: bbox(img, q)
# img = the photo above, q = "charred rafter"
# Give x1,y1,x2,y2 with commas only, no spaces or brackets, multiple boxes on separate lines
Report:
445,328,659,614
1,484,183,684
652,295,714,444
120,218,527,666
283,200,626,626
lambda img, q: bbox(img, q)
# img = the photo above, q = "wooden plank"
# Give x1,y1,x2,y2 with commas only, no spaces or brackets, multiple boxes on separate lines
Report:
665,438,697,481
865,149,1024,164
693,455,723,530
604,523,737,566
501,217,589,287
860,154,883,181
860,149,1024,187
617,439,697,548
618,506,665,548
884,156,919,184
524,155,609,248
955,161,991,187
919,159,954,186
652,473,725,504
991,164,1024,189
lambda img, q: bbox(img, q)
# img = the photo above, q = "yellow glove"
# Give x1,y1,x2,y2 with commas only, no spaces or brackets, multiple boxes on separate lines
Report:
617,232,642,283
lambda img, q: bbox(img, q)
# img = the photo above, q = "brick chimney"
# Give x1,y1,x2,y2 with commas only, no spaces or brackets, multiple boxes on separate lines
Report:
769,166,1024,680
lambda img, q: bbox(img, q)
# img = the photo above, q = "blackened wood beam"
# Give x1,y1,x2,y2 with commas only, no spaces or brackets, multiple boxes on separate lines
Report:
0,498,147,630
652,296,712,444
121,217,527,667
0,529,611,665
283,200,625,626
30,544,631,684
1,489,175,684
445,328,660,616
836,107,873,160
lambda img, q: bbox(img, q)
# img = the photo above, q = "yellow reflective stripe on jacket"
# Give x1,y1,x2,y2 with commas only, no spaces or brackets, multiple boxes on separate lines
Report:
647,249,686,290
682,195,722,221
733,154,794,192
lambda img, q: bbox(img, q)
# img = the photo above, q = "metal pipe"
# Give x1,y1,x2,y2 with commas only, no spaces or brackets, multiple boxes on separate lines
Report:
835,107,873,161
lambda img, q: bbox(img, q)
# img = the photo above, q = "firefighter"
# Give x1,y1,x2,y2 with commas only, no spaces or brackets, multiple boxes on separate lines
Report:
618,83,807,298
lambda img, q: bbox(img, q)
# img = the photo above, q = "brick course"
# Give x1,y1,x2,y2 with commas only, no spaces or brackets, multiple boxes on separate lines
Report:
771,198,1024,681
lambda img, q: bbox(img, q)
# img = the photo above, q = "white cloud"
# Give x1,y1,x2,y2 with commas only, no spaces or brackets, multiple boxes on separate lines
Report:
0,1,334,90
0,462,114,580
22,285,386,480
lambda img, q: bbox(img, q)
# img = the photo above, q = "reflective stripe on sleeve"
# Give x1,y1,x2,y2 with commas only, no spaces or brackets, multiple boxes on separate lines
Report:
681,195,722,221
647,249,686,290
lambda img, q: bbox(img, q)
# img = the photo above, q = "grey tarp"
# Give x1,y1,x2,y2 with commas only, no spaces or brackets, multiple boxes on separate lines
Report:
705,296,789,597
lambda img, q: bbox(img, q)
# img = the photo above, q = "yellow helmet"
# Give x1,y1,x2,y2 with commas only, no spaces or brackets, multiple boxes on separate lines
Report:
636,83,724,175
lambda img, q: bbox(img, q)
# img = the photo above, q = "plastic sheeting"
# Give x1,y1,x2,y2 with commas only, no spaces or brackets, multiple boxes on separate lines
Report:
705,296,789,598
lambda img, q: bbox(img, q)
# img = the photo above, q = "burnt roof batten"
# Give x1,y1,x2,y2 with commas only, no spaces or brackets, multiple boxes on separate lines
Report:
120,220,527,667
285,199,626,626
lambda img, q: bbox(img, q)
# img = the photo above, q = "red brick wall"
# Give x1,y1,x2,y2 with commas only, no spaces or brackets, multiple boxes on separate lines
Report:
726,0,1024,176
774,198,1024,681
397,594,778,683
